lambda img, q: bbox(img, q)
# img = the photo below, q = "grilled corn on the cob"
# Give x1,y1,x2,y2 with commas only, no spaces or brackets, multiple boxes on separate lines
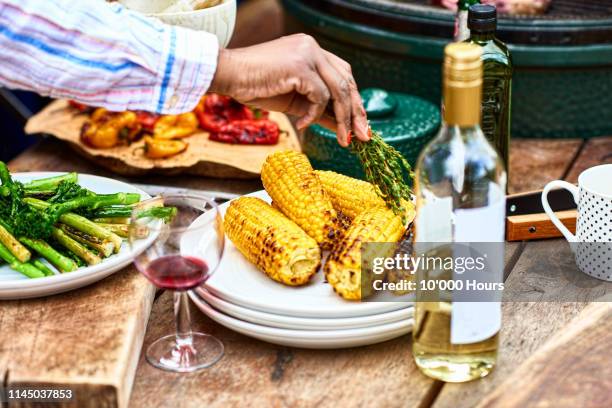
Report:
325,206,405,300
261,151,344,249
224,197,321,286
316,170,385,219
316,170,416,222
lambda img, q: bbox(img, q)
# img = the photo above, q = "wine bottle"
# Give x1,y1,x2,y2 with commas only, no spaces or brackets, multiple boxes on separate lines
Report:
455,0,480,42
412,43,506,383
467,4,513,174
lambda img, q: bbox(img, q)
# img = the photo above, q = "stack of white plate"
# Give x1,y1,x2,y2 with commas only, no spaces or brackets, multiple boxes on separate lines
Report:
187,191,414,349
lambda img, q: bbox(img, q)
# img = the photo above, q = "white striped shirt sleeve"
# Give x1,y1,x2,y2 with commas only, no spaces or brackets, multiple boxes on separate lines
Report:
0,0,219,114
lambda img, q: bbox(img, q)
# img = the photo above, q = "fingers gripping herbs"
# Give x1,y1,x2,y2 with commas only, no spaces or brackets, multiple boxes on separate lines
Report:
0,162,174,278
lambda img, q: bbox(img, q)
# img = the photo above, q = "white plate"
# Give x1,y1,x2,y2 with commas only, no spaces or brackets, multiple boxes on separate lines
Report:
195,287,413,331
187,190,412,318
189,291,413,349
0,173,154,299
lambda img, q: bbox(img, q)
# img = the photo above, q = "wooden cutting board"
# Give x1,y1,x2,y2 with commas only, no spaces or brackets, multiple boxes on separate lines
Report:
3,145,155,408
25,100,301,179
0,267,154,408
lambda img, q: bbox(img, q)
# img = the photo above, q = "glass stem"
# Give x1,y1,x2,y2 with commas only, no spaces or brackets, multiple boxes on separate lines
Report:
174,291,193,346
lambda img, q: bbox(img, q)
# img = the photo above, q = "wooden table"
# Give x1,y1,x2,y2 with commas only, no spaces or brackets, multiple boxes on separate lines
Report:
6,136,612,408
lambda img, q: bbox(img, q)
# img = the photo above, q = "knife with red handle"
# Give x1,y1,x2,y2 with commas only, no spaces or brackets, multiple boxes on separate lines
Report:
505,187,577,241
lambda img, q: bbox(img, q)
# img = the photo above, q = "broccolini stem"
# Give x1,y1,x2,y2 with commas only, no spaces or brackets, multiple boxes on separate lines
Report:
22,172,78,192
52,227,101,266
92,217,130,225
59,224,114,258
90,206,133,218
0,161,11,186
0,222,31,263
0,241,45,278
54,193,141,214
94,223,129,238
19,237,78,273
25,198,123,252
92,205,176,221
32,259,55,276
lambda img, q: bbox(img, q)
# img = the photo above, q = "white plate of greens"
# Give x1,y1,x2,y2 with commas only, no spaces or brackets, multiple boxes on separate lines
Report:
0,171,159,299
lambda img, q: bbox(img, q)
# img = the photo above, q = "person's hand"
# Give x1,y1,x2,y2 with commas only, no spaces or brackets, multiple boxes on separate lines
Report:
209,34,370,147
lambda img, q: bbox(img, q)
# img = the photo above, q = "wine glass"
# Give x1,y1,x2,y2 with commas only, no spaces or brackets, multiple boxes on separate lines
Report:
129,194,225,372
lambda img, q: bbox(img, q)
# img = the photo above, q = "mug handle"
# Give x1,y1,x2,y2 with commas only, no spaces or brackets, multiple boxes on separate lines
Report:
541,181,579,246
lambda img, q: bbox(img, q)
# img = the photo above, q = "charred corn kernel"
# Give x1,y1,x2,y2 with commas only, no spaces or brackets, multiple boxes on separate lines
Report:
224,197,321,286
325,206,405,300
316,170,417,222
143,136,187,159
261,151,344,249
315,170,384,219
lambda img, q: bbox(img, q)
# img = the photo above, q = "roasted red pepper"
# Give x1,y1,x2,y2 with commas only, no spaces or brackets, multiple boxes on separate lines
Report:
210,120,280,145
195,94,268,132
135,111,160,133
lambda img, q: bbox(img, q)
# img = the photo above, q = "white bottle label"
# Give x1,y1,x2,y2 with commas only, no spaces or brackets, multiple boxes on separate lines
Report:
450,195,505,345
415,192,453,244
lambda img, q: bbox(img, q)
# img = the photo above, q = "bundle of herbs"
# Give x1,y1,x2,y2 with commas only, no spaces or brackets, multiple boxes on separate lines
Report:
350,130,414,223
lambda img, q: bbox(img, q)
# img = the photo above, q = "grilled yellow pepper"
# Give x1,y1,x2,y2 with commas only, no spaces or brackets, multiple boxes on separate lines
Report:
143,136,187,159
153,112,198,140
80,109,141,149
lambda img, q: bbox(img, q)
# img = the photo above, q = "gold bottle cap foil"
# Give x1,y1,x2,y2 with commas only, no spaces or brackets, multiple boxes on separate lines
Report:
443,43,483,127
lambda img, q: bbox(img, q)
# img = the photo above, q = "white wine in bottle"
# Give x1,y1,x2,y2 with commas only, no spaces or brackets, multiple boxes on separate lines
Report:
412,43,506,382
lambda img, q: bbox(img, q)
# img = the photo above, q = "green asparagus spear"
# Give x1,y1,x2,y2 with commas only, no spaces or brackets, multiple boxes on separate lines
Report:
93,223,129,238
19,237,78,272
0,242,44,278
92,217,130,225
51,228,101,266
32,259,56,277
59,224,114,258
22,172,78,192
92,205,177,221
0,222,31,262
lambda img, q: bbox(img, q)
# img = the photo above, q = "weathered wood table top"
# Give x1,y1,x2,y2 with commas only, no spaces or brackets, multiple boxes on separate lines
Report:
6,136,612,408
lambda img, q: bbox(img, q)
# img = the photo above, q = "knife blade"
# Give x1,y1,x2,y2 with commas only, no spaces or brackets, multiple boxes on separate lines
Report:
506,187,576,216
132,183,240,203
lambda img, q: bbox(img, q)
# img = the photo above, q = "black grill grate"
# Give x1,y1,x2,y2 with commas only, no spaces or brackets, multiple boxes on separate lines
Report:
303,0,612,44
403,0,612,19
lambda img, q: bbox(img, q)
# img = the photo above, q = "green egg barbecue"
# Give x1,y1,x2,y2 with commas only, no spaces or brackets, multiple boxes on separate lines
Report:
303,88,440,179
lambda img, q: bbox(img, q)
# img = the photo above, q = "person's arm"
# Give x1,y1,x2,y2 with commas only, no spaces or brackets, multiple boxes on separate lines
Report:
0,0,218,114
0,0,369,145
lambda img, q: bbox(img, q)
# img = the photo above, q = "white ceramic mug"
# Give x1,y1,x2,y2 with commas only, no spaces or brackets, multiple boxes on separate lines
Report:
542,164,612,281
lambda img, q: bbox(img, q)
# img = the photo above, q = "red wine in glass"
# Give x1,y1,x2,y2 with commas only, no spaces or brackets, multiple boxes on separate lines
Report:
131,194,225,372
144,255,210,291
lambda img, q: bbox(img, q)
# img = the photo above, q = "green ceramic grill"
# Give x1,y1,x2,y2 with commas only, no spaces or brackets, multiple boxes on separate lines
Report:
283,0,612,139
302,88,440,179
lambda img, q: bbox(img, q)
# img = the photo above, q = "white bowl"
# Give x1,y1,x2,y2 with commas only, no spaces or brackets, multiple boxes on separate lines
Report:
120,0,236,47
